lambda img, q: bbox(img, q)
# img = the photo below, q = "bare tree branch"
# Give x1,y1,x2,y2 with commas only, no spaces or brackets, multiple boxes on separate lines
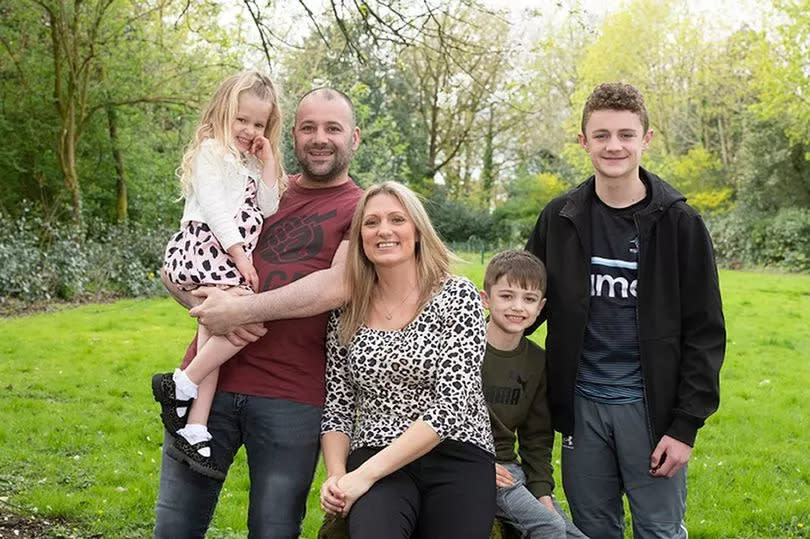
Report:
242,0,275,70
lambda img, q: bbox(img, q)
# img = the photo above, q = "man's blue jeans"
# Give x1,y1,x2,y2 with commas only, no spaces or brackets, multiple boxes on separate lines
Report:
153,391,322,539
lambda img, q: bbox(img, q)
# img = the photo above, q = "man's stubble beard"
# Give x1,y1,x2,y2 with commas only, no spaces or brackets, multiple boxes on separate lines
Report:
296,141,354,184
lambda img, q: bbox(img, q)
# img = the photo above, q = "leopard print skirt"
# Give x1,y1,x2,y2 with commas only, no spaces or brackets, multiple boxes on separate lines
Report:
164,177,263,291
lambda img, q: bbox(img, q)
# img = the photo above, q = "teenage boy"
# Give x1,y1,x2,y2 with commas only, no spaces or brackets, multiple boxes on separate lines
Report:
480,250,586,539
525,82,725,538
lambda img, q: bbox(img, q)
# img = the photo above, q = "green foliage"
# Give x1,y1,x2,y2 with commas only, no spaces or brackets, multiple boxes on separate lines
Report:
493,171,568,243
1,0,809,278
750,0,810,150
426,195,495,243
0,206,171,302
709,207,810,272
687,188,733,216
732,117,810,212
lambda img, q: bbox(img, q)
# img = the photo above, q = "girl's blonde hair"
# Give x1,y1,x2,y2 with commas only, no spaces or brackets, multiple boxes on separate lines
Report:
179,70,285,196
338,181,452,344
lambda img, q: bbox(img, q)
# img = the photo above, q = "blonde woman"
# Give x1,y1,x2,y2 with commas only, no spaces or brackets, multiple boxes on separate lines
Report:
152,70,284,480
320,181,496,538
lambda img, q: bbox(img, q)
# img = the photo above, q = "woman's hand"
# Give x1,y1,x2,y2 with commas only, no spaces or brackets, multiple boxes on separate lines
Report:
320,475,346,516
336,469,376,516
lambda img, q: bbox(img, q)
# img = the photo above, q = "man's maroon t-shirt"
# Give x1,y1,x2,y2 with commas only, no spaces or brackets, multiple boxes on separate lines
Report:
181,175,362,406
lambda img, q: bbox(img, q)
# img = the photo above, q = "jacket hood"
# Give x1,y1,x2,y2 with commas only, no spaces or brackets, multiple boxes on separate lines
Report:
562,167,686,222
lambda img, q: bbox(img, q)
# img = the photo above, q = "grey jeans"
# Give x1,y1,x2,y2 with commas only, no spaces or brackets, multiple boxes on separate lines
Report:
562,396,688,539
496,461,588,539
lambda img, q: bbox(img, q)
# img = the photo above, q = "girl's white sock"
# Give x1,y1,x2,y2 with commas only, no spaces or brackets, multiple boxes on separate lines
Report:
172,369,198,418
177,424,212,457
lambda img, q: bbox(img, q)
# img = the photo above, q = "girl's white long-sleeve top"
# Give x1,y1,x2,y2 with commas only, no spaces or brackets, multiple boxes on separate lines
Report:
180,139,280,251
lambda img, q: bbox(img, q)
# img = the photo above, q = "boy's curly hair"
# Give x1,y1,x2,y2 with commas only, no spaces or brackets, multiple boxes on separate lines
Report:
581,82,649,134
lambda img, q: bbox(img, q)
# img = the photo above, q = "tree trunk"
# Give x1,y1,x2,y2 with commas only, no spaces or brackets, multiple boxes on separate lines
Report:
480,105,495,208
717,115,729,166
59,103,83,228
106,105,128,223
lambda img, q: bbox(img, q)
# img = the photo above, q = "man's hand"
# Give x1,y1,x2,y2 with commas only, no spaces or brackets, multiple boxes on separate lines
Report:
224,323,267,346
495,463,515,488
190,287,254,336
650,434,692,478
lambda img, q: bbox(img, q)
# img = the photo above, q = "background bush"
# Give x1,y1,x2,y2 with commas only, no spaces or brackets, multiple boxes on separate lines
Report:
0,205,171,302
2,201,808,305
708,207,810,272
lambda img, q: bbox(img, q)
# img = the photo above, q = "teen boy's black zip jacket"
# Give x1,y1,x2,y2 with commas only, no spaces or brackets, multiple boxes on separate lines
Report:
525,168,725,447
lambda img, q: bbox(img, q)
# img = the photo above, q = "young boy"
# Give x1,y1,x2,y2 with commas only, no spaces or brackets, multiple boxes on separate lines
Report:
480,250,586,539
525,82,725,538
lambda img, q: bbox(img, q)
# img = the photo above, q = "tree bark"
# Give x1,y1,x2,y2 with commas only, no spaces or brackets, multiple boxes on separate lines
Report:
106,105,128,223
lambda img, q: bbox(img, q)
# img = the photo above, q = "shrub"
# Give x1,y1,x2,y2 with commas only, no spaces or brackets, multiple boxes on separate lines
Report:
0,207,172,302
708,207,810,272
426,197,496,243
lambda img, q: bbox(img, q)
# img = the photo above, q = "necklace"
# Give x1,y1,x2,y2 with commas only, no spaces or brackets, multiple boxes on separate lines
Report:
377,287,416,320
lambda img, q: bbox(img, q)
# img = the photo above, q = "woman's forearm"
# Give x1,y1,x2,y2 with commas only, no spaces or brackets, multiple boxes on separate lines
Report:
321,431,351,477
356,420,440,483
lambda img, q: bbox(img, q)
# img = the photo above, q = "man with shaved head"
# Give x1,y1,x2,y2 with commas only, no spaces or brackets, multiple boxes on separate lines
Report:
154,87,363,539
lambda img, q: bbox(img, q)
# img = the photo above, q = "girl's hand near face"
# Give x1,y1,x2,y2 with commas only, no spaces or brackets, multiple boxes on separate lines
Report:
250,136,273,164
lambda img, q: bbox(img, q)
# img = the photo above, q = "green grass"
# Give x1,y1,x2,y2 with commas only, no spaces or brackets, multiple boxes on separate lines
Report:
1,262,808,538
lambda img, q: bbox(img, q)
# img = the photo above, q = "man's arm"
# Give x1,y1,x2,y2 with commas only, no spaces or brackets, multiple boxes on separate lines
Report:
161,267,200,309
161,267,267,346
189,240,350,335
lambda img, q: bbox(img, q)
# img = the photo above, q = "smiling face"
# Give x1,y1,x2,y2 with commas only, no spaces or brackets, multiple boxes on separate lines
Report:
293,94,360,186
360,193,418,270
481,275,545,336
231,92,273,154
579,109,653,183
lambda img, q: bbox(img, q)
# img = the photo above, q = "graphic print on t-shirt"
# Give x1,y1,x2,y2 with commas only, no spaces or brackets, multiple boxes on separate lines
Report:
253,210,338,289
484,369,532,406
577,199,644,403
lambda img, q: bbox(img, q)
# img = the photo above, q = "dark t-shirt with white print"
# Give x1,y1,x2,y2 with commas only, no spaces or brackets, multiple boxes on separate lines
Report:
577,180,650,404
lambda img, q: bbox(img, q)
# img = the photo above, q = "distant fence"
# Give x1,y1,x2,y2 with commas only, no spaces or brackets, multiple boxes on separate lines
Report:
446,238,522,265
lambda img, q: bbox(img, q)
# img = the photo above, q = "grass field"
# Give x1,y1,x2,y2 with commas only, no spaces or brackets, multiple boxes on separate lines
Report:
1,261,808,538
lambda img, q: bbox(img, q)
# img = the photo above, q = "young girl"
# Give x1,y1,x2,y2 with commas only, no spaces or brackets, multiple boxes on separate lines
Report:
152,71,284,480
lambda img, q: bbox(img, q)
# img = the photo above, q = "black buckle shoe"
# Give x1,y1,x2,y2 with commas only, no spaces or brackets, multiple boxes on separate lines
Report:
167,436,227,481
151,373,193,433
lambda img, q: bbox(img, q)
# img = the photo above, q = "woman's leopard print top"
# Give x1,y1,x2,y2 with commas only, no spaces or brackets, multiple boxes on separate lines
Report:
322,276,495,455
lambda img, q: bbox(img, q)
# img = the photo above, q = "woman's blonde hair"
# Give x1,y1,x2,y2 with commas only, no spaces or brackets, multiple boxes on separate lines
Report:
179,70,285,196
338,181,452,344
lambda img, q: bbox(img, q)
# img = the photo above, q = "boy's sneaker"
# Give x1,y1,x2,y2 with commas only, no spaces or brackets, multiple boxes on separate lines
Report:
167,437,227,481
151,373,192,433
